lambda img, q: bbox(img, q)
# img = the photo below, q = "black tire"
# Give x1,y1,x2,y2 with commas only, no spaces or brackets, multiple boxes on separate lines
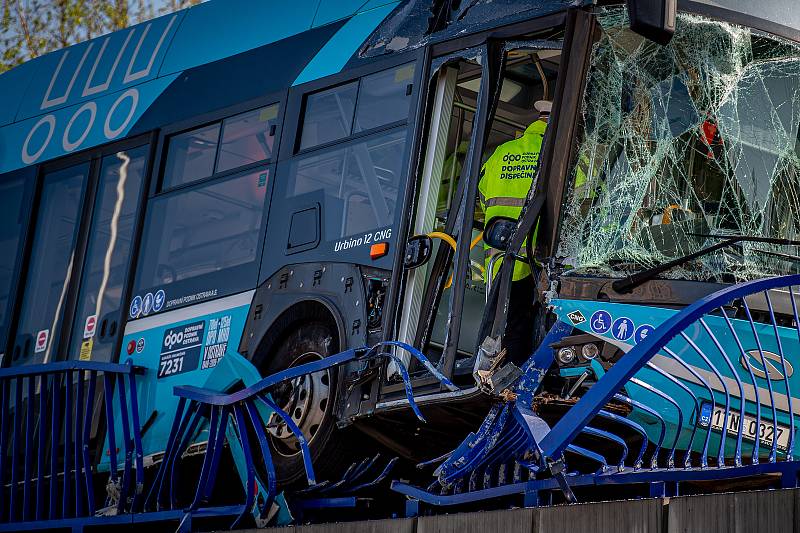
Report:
262,319,356,487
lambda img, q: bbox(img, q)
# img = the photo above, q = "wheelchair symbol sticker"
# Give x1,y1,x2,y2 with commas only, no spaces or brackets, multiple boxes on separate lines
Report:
612,317,634,341
129,295,142,319
590,310,612,334
634,324,655,343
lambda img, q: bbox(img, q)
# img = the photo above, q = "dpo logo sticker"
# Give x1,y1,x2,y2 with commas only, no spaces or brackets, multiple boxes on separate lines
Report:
158,320,204,379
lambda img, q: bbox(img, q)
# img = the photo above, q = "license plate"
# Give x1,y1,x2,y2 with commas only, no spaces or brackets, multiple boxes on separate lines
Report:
698,402,791,452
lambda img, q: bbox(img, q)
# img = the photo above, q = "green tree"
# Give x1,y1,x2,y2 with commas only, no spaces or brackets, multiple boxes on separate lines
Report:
0,0,202,73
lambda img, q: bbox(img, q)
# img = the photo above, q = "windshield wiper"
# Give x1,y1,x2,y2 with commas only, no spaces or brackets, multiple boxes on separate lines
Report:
611,234,800,293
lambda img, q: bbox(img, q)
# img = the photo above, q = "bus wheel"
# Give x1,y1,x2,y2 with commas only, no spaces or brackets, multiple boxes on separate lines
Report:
264,321,353,486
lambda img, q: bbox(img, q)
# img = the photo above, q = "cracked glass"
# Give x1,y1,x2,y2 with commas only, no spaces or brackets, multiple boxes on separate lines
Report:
558,9,800,282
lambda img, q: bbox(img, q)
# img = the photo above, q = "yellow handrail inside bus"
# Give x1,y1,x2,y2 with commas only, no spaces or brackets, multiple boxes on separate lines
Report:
425,231,485,288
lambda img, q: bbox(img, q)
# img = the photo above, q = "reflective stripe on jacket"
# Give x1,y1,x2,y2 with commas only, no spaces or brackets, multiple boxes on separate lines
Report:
478,119,546,282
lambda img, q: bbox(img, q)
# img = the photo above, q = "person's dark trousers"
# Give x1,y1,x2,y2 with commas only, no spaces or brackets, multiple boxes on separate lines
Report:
503,275,536,366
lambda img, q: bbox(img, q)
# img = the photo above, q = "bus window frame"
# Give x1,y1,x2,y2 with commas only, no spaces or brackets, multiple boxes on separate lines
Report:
257,51,425,283
3,132,156,367
130,92,287,316
150,90,288,198
0,166,36,363
278,51,424,164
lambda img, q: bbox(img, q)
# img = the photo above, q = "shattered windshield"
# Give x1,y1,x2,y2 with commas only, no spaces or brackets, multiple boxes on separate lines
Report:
558,9,800,282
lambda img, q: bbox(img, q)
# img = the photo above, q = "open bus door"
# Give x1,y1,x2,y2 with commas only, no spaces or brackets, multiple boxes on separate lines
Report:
364,10,597,435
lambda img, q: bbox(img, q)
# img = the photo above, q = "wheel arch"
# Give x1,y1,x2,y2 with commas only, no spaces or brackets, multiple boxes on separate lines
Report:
249,296,346,373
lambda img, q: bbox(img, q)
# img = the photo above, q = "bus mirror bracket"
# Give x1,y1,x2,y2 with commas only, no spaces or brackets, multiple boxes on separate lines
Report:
626,0,676,45
484,217,517,251
404,235,433,269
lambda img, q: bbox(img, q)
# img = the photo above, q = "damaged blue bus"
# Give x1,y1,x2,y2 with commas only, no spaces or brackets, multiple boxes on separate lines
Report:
1,0,800,529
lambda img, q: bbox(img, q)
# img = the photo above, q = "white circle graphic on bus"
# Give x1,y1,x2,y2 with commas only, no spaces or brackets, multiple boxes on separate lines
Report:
129,295,143,318
142,293,154,316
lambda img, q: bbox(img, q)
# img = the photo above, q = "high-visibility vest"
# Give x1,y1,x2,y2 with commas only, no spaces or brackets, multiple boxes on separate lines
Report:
478,119,547,282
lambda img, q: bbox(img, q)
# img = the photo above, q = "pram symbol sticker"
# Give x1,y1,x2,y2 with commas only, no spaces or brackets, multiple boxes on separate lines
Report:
590,310,612,334
634,324,655,344
612,317,634,340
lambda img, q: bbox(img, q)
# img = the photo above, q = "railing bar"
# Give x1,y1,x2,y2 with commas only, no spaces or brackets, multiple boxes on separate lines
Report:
629,378,683,468
36,374,47,520
168,404,204,509
743,298,779,462
74,370,85,517
145,396,186,509
125,365,145,513
614,393,665,469
48,373,62,520
173,349,361,405
155,400,199,509
231,404,257,529
787,284,799,456
201,405,230,502
62,370,73,518
115,374,133,514
700,315,746,466
102,374,119,486
258,394,317,485
245,400,277,518
598,410,648,469
10,376,22,521
22,376,34,520
0,379,8,522
0,361,138,379
680,331,730,467
765,290,793,459
583,426,628,470
82,372,97,516
662,346,715,468
646,362,701,467
189,404,220,510
440,405,513,483
721,306,762,465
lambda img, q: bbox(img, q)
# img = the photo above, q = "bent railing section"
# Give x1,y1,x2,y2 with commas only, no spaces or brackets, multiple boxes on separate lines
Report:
0,360,144,524
394,275,800,506
540,274,800,470
152,342,455,528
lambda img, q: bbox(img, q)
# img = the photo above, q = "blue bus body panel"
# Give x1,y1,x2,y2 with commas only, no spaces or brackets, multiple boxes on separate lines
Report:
100,291,262,469
158,0,320,74
551,298,800,459
0,0,400,175
293,2,401,85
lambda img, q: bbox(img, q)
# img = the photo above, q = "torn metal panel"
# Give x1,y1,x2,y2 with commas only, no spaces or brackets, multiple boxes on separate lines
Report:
558,9,800,282
358,0,587,59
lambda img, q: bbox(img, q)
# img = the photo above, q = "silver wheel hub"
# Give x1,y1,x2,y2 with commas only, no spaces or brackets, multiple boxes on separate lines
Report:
267,351,331,457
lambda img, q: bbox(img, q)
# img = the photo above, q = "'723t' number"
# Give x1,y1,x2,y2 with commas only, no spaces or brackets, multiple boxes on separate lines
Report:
158,357,184,378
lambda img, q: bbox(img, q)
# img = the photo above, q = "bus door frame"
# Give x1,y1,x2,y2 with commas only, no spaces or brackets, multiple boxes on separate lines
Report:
3,132,157,367
372,8,598,410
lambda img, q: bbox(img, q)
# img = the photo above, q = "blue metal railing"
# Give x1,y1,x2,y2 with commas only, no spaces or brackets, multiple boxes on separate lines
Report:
393,275,800,508
0,360,144,525
150,342,454,528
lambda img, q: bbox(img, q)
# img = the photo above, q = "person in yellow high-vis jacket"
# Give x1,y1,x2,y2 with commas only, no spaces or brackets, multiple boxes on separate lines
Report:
478,100,550,364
